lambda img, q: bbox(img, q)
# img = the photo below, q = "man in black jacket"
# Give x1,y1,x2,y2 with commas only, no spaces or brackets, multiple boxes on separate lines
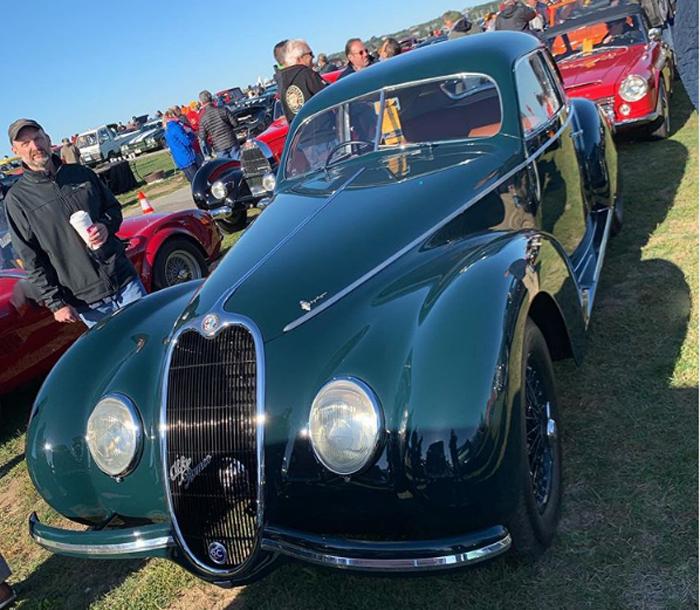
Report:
197,91,240,159
4,119,145,328
278,39,328,123
338,38,373,79
495,0,537,32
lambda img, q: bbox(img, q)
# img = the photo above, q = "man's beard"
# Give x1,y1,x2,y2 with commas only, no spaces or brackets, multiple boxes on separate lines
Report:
27,150,51,171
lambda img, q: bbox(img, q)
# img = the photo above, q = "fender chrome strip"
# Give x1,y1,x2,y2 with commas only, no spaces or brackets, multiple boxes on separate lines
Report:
32,533,174,556
283,110,573,333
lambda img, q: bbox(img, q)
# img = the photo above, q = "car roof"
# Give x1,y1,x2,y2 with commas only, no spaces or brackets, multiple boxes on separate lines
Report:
544,3,645,38
294,32,542,125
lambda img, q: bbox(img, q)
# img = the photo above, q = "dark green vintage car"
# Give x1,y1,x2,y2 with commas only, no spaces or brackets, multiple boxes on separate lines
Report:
26,32,620,584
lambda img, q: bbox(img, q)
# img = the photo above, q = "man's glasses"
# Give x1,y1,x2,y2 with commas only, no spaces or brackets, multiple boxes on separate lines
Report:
354,49,368,56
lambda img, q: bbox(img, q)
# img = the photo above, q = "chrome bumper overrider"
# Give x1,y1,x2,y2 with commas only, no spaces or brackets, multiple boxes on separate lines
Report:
260,525,512,572
29,512,174,558
208,205,234,220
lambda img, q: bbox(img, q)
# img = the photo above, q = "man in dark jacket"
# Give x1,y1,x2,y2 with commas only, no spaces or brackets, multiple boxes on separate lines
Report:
4,119,145,328
495,0,537,32
443,10,472,39
338,38,373,79
278,39,328,123
197,91,240,159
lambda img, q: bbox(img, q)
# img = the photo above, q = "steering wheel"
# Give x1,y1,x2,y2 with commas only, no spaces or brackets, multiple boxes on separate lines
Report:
324,140,374,170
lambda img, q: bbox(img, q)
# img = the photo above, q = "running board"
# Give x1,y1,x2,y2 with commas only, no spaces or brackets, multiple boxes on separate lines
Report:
577,208,613,326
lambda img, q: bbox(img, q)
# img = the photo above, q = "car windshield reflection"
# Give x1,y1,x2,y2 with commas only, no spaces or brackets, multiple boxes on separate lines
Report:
284,74,502,179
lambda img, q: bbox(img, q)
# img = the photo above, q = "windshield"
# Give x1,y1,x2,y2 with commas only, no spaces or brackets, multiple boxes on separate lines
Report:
77,132,97,148
284,74,502,178
546,15,646,60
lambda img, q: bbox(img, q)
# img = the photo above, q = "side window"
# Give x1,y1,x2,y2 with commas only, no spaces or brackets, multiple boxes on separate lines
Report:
98,129,109,143
515,53,562,135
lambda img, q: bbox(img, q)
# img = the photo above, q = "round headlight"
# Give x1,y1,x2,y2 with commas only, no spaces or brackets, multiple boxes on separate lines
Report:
210,180,228,200
261,171,276,192
619,74,648,102
86,394,142,477
308,378,383,475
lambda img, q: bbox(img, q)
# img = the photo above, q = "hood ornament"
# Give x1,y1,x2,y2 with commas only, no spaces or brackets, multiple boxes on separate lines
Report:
300,292,328,312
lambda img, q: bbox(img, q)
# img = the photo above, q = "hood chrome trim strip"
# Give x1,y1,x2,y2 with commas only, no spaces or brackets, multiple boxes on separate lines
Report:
211,167,365,313
283,108,573,333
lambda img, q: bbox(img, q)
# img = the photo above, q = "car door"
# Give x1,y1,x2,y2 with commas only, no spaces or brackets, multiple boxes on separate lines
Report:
515,50,589,257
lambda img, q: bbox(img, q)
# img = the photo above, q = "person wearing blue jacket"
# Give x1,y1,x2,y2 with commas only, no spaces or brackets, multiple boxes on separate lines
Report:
164,109,199,182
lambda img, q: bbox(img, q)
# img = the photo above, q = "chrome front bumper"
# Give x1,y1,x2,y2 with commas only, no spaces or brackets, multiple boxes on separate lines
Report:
614,109,661,129
29,512,174,559
260,525,512,572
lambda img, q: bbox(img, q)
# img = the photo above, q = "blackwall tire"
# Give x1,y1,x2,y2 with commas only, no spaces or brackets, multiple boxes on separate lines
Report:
651,81,671,139
505,319,562,559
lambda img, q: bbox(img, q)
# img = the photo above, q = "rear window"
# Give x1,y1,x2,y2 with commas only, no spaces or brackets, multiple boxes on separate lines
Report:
285,74,502,178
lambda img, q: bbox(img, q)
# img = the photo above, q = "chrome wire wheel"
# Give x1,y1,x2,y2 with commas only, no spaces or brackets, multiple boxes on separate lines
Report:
525,360,557,514
163,249,202,286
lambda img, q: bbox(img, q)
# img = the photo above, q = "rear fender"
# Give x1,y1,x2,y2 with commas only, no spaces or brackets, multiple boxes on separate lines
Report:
570,97,619,209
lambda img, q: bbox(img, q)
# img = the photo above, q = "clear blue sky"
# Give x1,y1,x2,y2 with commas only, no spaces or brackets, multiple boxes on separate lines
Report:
1,0,482,158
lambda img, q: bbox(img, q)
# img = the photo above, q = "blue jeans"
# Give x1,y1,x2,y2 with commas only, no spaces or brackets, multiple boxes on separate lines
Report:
77,277,147,328
216,146,240,160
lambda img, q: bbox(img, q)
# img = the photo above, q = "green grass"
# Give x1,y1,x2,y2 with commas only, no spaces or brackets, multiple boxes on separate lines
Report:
0,87,696,609
116,150,186,209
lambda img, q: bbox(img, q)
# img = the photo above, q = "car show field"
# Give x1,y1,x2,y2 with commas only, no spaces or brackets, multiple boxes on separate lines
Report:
0,71,696,609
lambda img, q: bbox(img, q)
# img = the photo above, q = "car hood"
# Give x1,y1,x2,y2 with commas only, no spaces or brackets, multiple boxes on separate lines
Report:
558,44,646,92
191,139,520,340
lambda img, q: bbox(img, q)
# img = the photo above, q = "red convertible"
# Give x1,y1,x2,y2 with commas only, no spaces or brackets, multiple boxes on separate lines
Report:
544,3,674,137
0,193,221,395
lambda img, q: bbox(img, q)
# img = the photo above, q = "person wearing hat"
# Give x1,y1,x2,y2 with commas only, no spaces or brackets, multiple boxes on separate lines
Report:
59,136,82,165
3,119,146,328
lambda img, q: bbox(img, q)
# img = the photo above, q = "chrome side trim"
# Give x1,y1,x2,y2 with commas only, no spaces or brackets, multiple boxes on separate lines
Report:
261,532,512,572
211,167,364,313
31,533,174,556
159,312,266,577
283,109,573,333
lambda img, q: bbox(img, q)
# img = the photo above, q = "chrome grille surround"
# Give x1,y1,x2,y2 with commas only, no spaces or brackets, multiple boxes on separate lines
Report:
595,96,616,125
160,312,265,577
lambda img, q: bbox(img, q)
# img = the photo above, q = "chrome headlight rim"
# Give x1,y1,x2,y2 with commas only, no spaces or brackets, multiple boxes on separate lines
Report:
308,376,384,476
618,74,649,103
86,392,143,479
261,171,276,193
210,180,228,201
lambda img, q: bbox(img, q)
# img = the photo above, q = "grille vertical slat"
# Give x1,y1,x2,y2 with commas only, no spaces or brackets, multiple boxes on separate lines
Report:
166,326,259,571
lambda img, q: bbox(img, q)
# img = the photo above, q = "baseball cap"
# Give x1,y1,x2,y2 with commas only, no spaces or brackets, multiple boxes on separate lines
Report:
8,119,43,143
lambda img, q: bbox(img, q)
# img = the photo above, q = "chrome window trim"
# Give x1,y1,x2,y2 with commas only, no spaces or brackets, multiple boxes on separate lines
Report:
32,532,174,556
159,312,267,577
261,532,512,572
283,107,574,333
284,72,505,180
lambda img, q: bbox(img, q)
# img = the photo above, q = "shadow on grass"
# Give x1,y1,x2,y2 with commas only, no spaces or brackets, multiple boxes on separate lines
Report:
15,555,144,608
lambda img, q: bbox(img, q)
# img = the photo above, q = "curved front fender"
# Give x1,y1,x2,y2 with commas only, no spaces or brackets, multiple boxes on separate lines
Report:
26,280,202,524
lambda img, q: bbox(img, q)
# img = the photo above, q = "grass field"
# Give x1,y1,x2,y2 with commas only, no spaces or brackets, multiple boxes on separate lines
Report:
0,88,696,609
115,150,187,210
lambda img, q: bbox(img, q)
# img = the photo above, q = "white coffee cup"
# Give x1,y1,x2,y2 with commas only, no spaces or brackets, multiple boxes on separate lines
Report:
69,211,98,250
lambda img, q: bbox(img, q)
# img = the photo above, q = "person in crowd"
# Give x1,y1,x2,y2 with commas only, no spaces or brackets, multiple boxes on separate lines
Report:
379,37,402,59
482,11,498,31
273,39,289,91
443,10,473,38
278,39,328,123
526,0,545,32
197,90,240,159
338,38,372,79
495,0,537,32
316,53,339,73
71,133,79,145
0,552,15,610
59,137,82,165
4,119,146,328
164,109,199,183
155,110,163,118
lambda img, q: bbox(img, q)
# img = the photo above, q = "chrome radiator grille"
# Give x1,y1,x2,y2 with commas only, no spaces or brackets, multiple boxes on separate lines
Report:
596,97,616,124
165,325,259,571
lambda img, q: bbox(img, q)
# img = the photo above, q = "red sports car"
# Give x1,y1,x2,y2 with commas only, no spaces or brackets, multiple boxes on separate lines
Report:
544,3,674,137
0,200,221,395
